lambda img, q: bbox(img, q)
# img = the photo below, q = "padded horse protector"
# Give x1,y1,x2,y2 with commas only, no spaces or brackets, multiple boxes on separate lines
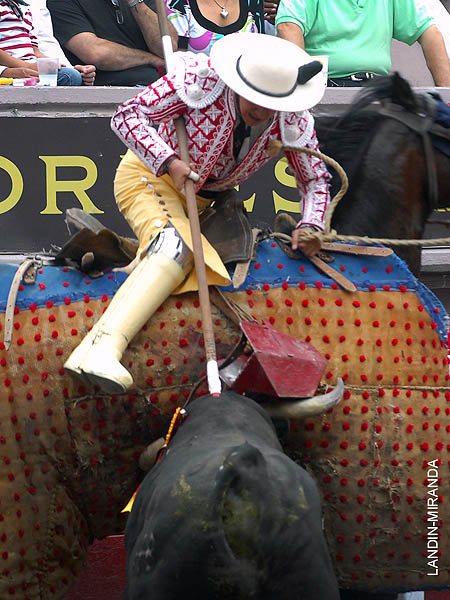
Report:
0,239,449,597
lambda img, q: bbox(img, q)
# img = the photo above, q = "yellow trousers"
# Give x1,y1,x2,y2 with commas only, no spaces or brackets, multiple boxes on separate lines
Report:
114,150,231,294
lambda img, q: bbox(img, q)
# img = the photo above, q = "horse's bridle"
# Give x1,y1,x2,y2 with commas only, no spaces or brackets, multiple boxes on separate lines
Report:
378,96,450,213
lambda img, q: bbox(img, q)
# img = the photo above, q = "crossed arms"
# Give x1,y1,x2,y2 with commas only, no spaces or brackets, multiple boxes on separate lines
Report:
65,2,177,71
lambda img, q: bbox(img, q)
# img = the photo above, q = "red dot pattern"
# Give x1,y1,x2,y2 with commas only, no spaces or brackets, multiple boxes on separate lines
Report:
248,286,448,591
0,279,449,594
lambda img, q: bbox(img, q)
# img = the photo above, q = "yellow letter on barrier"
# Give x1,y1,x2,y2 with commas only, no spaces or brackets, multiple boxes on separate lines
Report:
235,184,256,213
39,156,103,214
273,157,300,214
0,157,23,215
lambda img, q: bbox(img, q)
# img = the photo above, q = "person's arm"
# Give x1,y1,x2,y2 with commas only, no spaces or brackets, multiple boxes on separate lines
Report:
0,49,39,77
418,24,450,86
32,46,47,59
74,64,96,86
111,67,186,175
264,0,279,26
284,111,331,256
65,32,164,70
1,66,38,78
31,43,96,84
276,22,305,48
164,0,189,51
126,0,177,56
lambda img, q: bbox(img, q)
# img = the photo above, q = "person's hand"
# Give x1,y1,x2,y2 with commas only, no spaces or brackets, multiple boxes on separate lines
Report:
75,64,96,86
292,227,321,257
264,0,279,25
167,158,196,191
2,66,39,79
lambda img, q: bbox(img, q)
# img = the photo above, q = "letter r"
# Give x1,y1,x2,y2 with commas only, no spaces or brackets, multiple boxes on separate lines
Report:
38,156,103,214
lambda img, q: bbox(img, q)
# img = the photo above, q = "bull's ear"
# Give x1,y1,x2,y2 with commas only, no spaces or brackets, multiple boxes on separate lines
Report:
297,60,323,85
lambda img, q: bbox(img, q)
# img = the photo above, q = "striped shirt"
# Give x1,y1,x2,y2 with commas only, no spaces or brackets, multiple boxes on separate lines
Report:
0,1,38,64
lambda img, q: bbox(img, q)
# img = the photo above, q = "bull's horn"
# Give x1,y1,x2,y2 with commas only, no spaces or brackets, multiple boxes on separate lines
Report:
262,378,344,419
139,437,165,471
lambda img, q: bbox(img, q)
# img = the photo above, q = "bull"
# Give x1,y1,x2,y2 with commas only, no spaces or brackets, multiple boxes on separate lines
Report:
124,391,340,600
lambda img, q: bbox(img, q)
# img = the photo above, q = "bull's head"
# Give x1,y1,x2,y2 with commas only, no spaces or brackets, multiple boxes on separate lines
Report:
138,379,343,471
261,377,344,419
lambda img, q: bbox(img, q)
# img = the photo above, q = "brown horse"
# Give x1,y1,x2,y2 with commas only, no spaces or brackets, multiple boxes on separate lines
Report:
315,73,450,275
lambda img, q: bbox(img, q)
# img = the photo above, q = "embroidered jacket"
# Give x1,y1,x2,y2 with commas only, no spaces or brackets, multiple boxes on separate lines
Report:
111,52,331,230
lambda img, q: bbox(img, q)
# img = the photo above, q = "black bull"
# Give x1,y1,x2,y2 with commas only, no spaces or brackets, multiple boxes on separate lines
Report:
124,392,340,600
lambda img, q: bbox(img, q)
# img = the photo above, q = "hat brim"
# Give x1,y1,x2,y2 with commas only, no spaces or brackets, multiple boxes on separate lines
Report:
210,33,328,112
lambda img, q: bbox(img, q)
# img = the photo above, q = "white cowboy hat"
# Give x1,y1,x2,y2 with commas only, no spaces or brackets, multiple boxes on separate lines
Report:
210,32,327,112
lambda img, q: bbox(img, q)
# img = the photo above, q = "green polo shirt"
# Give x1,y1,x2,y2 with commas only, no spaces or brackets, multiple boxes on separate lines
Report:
275,0,434,78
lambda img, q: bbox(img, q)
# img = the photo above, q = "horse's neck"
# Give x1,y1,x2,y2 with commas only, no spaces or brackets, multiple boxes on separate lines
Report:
436,150,450,210
331,118,427,239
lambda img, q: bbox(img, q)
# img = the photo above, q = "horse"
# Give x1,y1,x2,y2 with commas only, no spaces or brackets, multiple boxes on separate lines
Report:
315,72,450,275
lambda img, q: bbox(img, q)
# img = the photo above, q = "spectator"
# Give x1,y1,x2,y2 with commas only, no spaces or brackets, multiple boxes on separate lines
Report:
0,48,38,78
276,0,450,87
263,0,278,26
424,0,450,57
63,33,330,392
27,0,95,85
166,0,264,55
47,0,178,86
0,0,85,84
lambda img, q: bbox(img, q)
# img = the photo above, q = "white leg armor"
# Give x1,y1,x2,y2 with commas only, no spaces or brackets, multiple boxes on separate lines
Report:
64,225,193,394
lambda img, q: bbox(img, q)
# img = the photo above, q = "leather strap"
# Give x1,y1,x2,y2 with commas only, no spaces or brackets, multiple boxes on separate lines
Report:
321,242,393,257
308,255,357,292
232,228,261,289
4,259,36,351
378,98,442,211
209,286,256,326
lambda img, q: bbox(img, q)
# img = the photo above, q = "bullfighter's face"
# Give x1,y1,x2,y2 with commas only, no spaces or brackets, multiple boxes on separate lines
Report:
238,95,275,127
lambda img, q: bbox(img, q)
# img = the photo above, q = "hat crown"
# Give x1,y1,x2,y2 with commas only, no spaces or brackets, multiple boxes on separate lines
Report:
210,32,327,112
238,51,298,96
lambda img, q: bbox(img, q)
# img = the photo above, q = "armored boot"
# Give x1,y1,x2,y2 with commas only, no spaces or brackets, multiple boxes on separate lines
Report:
62,268,135,383
63,225,193,394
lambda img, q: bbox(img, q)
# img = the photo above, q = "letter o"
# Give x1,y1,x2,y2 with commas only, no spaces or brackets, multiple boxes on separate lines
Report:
0,157,23,215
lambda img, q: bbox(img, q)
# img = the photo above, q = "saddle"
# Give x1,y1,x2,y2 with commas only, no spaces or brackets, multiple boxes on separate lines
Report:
56,191,253,274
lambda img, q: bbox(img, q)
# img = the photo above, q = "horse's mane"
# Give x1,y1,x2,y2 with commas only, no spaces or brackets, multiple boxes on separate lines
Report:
315,112,379,189
342,71,419,116
315,73,420,196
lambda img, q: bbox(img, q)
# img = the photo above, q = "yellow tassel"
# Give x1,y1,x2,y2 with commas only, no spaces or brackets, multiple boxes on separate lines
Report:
121,488,138,513
121,408,185,513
